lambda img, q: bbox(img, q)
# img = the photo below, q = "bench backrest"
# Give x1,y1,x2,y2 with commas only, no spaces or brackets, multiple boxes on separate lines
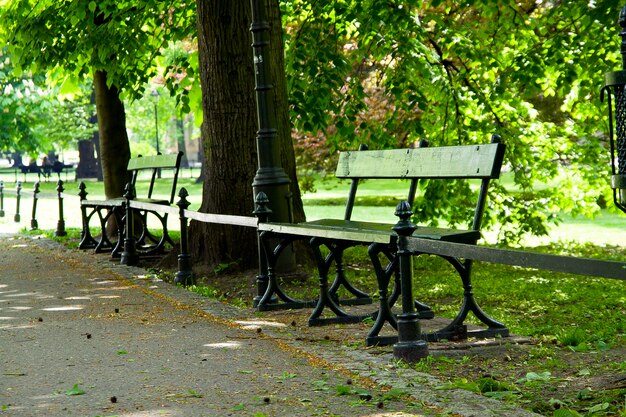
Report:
335,136,505,231
127,152,183,204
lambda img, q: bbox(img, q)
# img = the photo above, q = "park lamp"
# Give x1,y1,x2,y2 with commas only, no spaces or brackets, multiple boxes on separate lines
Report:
151,89,160,155
601,5,626,214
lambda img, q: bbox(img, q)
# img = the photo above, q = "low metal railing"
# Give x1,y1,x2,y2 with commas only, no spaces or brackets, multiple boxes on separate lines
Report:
0,179,73,237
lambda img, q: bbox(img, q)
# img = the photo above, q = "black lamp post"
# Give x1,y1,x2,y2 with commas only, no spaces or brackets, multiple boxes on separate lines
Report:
249,0,294,272
602,6,626,214
151,90,161,154
151,89,161,178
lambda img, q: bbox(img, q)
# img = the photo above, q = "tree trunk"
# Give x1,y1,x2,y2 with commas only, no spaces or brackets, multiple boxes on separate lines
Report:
191,0,305,270
191,0,257,269
76,140,99,179
90,88,104,181
93,70,130,198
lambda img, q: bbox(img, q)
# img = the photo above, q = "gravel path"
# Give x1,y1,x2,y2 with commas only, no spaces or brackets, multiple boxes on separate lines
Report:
0,235,541,417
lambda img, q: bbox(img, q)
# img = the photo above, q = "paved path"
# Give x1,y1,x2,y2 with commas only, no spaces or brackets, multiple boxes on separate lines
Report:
0,235,540,417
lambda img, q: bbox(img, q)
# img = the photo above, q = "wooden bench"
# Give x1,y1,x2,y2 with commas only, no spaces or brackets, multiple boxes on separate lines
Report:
255,136,508,345
78,152,183,257
51,161,74,181
19,164,42,182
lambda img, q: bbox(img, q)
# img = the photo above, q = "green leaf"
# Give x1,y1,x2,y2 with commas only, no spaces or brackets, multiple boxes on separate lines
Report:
587,402,609,413
65,384,86,396
58,76,79,97
187,389,203,398
553,409,583,417
518,371,552,383
335,384,352,395
383,388,408,400
278,371,297,380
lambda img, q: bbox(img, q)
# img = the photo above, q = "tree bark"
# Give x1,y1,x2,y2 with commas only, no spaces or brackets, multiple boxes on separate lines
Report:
93,70,131,198
76,140,99,179
191,0,305,270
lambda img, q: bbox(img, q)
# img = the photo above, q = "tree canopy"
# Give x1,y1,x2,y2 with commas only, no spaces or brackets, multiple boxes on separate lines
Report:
0,48,95,155
283,0,622,242
1,0,623,245
2,0,195,100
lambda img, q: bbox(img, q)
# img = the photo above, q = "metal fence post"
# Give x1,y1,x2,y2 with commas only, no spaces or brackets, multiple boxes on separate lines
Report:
77,182,97,248
0,180,5,217
54,180,67,237
30,182,40,230
120,183,137,266
253,191,272,307
392,200,429,363
174,188,194,286
14,181,22,222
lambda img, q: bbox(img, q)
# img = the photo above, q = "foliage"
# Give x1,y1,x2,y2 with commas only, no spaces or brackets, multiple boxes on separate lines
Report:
282,0,622,242
2,0,624,243
0,0,196,102
0,0,197,201
125,84,179,154
0,48,94,154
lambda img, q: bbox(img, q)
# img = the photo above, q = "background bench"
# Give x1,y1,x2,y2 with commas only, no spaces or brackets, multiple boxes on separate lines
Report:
256,135,507,347
79,152,183,257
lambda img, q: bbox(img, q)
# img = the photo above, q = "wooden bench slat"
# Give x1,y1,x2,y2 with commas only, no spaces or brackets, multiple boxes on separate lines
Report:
259,221,393,243
127,153,181,170
335,143,505,179
81,198,125,208
260,219,481,244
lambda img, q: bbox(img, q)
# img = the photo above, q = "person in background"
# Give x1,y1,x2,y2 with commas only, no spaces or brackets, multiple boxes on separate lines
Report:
42,155,52,181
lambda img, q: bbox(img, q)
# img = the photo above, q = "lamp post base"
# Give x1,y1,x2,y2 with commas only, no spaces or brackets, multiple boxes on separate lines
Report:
393,340,429,363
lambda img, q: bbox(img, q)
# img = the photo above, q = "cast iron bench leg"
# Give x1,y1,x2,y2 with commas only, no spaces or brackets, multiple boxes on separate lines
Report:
78,209,98,249
255,232,315,311
384,249,435,321
365,242,399,346
94,208,117,253
327,243,373,306
308,237,369,326
135,211,170,255
110,207,126,258
426,257,509,342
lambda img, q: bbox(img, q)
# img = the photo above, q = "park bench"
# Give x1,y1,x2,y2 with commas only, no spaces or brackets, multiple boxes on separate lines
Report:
18,164,42,182
51,161,74,181
78,152,183,257
16,161,73,182
256,135,509,345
